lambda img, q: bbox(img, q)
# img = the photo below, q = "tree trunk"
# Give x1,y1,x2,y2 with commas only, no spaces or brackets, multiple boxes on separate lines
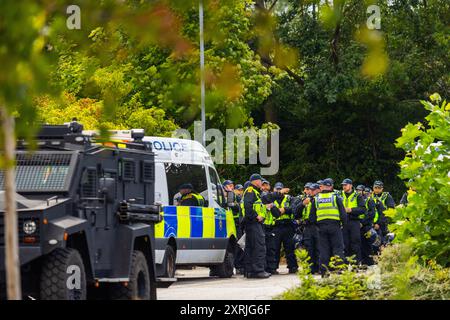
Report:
264,98,277,124
0,106,21,300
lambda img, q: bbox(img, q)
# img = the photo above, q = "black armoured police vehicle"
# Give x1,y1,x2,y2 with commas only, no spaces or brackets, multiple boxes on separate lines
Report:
0,122,163,300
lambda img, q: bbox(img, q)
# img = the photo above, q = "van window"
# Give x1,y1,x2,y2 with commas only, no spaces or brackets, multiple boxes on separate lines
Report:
208,167,225,207
165,163,208,205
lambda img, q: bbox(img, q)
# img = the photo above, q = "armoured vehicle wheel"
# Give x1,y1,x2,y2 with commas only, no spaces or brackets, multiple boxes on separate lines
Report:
110,251,150,300
162,245,176,278
210,249,234,278
40,248,87,300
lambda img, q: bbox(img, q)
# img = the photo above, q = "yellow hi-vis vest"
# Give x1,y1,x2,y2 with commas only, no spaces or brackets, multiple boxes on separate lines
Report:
274,195,292,221
374,192,390,210
259,201,274,226
341,190,365,220
303,201,312,221
370,195,380,223
181,192,205,206
315,193,340,222
241,186,264,219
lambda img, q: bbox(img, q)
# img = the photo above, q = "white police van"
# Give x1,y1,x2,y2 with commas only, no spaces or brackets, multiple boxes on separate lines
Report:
86,130,237,279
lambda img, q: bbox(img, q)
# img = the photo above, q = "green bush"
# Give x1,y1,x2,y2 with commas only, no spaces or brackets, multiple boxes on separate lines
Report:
280,244,450,300
386,93,450,266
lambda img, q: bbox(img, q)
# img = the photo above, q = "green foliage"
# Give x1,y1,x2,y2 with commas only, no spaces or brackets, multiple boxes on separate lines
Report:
387,94,450,266
373,244,450,300
47,0,273,134
36,93,178,137
280,244,450,300
253,0,450,198
0,0,59,142
280,250,369,300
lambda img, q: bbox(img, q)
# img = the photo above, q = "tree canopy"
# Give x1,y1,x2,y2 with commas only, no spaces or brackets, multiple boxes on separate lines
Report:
3,0,449,199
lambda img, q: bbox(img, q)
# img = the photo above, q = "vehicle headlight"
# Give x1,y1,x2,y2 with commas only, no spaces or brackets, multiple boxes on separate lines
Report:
23,220,37,235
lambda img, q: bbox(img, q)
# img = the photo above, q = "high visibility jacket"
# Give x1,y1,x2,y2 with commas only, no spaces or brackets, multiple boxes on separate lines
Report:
374,192,391,210
241,186,264,220
370,195,381,223
274,195,293,221
260,201,274,226
341,190,365,220
303,201,312,221
315,193,340,222
180,192,205,206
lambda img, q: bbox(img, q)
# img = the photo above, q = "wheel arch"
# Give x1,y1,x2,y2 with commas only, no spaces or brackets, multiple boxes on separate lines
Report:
133,235,157,300
65,231,94,282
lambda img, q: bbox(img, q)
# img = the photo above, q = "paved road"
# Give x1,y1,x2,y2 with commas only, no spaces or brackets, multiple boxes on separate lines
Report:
157,265,300,300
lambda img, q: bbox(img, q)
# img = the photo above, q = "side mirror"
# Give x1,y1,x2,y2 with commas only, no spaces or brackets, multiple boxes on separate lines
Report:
99,177,116,203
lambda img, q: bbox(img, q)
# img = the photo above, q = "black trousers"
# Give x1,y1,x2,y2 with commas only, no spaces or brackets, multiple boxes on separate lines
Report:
273,223,298,271
373,227,383,254
343,219,362,264
244,222,266,274
303,224,320,274
234,219,245,269
318,221,345,274
360,225,374,266
264,225,277,272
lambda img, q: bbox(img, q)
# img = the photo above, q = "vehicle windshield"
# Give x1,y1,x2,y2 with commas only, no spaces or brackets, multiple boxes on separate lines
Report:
0,152,73,192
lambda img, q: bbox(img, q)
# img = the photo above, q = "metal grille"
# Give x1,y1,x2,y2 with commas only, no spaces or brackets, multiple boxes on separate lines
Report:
0,153,72,191
81,169,97,197
123,160,135,181
142,161,153,183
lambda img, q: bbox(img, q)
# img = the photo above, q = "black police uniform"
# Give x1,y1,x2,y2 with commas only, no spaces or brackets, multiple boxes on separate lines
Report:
260,193,281,274
341,191,366,264
372,198,385,254
361,196,376,265
293,195,321,274
272,194,298,273
242,184,267,277
309,190,347,275
373,192,395,242
232,193,245,272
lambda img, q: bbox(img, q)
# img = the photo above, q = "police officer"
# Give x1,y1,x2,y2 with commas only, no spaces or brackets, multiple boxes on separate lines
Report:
373,181,396,210
356,185,375,266
272,182,298,274
223,180,239,223
260,191,281,275
294,183,321,274
317,180,325,192
257,179,277,275
309,178,347,275
223,180,245,275
340,178,366,264
261,179,271,192
234,184,244,202
242,174,271,279
178,183,205,206
372,180,395,242
233,184,245,274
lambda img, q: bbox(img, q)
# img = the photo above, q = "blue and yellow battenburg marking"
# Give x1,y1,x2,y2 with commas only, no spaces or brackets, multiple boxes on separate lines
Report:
155,206,236,239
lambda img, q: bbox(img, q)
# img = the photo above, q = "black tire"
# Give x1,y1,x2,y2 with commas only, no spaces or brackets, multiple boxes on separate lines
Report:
109,250,151,300
162,245,176,278
40,248,87,300
211,250,234,278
